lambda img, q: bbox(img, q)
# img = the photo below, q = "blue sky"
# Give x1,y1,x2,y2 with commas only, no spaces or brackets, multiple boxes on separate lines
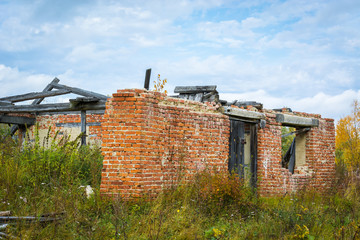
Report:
0,0,359,120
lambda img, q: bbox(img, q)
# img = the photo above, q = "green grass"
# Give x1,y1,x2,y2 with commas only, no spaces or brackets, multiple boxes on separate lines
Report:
0,127,359,239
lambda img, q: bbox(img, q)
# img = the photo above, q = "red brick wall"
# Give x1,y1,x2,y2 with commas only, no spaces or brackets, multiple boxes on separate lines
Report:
100,89,230,197
32,113,103,144
304,117,336,190
25,89,335,197
257,111,335,196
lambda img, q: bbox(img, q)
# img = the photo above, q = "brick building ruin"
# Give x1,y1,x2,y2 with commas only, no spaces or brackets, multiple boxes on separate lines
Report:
0,78,335,197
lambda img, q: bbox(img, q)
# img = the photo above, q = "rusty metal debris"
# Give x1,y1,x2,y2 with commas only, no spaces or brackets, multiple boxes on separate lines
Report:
0,211,64,239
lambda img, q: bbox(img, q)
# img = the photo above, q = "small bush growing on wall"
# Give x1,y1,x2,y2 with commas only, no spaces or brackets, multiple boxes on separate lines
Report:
153,74,168,95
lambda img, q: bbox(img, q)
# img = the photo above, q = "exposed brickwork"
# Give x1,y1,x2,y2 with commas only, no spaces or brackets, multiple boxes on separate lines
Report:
257,111,335,196
31,113,103,144
257,112,284,195
22,88,335,197
100,89,230,197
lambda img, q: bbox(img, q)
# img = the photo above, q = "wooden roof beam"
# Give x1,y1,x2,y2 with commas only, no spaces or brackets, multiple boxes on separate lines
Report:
0,90,70,103
0,115,35,125
9,78,61,136
0,101,106,113
50,81,108,100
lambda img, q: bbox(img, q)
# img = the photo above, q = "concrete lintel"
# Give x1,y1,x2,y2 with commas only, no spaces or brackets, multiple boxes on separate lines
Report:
276,114,319,127
174,85,217,93
223,106,265,120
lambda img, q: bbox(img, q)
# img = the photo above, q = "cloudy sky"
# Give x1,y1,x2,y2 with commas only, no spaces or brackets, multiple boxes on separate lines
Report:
0,0,359,120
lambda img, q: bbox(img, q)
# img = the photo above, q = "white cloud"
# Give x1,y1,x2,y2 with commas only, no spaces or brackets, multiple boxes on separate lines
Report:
0,65,52,96
0,0,359,122
196,20,258,48
241,17,265,29
160,54,359,100
65,44,125,63
221,89,360,121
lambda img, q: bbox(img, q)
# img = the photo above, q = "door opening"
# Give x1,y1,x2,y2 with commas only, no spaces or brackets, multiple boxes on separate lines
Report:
228,120,258,187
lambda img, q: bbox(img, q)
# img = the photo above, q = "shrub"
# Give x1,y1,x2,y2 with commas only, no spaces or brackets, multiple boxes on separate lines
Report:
190,170,259,217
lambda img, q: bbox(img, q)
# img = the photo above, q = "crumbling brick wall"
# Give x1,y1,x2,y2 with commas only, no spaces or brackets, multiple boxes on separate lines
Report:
257,111,335,196
25,88,335,197
100,89,230,197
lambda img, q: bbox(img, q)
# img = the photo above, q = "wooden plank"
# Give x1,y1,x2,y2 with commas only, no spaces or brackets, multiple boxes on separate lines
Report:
0,101,106,113
70,97,100,103
10,78,61,136
32,78,60,105
81,110,86,146
37,109,105,115
144,68,151,90
250,124,258,188
0,100,12,106
50,82,108,100
174,85,217,93
0,90,70,103
69,97,100,107
202,92,219,102
238,121,245,178
55,122,101,127
0,115,35,125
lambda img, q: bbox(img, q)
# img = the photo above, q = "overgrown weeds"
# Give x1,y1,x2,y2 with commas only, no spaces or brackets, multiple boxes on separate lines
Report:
0,125,359,239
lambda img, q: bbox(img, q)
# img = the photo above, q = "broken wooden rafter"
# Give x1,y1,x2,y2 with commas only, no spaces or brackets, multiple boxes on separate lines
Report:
0,115,35,125
32,78,60,105
50,81,108,101
69,97,100,106
0,101,106,113
0,89,70,103
175,85,219,103
9,78,61,136
0,101,12,106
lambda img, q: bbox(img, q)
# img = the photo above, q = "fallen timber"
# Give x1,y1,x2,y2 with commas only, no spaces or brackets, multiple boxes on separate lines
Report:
0,212,64,239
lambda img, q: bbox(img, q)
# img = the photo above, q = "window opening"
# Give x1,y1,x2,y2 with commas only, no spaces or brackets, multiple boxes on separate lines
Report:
281,127,310,173
281,126,296,157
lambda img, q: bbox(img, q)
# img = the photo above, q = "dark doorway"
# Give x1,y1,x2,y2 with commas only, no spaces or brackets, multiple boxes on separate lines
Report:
228,119,258,187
